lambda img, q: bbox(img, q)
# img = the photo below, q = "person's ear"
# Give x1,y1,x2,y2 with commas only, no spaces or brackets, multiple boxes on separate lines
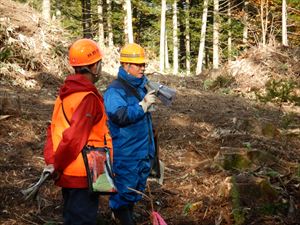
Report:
123,63,130,72
90,63,97,74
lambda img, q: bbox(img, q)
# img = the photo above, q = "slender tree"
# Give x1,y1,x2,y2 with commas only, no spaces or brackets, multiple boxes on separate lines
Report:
82,0,92,38
282,0,288,46
42,0,51,21
165,32,170,69
98,0,105,47
196,0,208,75
55,0,61,20
124,0,134,43
160,0,167,72
243,0,249,44
228,0,232,62
185,0,191,76
107,0,114,46
123,2,129,43
260,0,269,45
173,0,179,75
213,0,219,69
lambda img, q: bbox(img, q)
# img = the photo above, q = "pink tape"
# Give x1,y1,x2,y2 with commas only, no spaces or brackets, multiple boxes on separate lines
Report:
152,211,167,225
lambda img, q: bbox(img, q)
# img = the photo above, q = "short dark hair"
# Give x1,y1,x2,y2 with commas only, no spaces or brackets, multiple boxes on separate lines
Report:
73,62,95,74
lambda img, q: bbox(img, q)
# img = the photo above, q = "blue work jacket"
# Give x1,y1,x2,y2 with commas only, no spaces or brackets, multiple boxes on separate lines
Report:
104,67,155,160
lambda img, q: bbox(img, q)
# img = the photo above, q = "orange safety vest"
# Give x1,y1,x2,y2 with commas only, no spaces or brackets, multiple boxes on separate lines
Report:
51,91,113,177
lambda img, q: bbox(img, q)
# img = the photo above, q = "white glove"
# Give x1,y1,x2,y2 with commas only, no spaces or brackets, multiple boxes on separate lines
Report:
139,90,156,112
43,164,55,175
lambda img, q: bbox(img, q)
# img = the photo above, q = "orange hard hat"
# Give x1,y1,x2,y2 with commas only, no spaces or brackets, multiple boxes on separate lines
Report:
69,39,103,66
120,43,146,64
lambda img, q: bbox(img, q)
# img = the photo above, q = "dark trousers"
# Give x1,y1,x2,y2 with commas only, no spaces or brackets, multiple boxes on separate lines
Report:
112,204,136,225
62,188,99,225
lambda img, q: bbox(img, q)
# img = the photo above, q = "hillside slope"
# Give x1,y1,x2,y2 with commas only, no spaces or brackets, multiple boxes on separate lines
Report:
1,1,300,225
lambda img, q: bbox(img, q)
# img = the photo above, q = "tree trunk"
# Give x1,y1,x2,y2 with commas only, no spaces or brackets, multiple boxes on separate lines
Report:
196,0,208,75
124,0,134,43
165,32,170,69
243,0,248,44
172,0,179,75
106,0,114,47
185,0,191,76
98,0,105,47
123,2,129,43
86,0,92,38
282,0,288,46
228,0,232,62
42,0,51,21
213,0,219,69
260,0,269,45
159,0,167,73
55,0,61,20
82,0,92,38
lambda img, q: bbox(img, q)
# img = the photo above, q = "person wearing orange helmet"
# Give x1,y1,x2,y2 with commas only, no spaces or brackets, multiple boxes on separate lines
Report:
104,43,156,225
43,38,112,225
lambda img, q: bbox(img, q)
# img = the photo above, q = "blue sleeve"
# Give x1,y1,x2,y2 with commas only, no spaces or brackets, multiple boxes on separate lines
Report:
104,87,145,127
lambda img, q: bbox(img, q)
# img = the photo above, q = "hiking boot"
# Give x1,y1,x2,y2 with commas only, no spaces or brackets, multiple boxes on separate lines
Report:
112,206,136,225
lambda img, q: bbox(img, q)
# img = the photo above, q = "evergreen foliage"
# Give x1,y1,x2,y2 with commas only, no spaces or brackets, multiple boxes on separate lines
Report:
15,0,300,74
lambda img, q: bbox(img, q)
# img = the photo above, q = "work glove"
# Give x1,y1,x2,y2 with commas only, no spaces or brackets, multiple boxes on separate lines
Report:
43,164,54,175
21,165,54,201
43,164,60,180
139,90,156,113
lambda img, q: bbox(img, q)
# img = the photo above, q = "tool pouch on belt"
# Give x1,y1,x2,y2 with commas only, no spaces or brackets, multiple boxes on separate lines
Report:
82,146,117,194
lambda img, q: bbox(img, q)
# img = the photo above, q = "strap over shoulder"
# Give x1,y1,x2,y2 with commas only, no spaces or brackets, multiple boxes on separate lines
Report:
110,78,143,101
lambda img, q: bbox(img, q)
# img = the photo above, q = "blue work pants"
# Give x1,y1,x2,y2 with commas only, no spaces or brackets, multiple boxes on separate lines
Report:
109,158,151,209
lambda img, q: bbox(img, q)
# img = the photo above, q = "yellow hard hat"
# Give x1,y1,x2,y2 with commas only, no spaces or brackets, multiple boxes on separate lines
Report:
120,43,146,64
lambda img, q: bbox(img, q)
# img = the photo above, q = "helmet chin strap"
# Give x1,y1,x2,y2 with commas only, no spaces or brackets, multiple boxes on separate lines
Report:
95,60,102,76
81,61,102,77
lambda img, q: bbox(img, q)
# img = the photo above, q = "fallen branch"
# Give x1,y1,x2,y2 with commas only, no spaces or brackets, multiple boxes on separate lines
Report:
0,115,12,120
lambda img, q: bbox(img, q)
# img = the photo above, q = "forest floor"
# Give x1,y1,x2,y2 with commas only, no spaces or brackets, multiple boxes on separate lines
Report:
1,1,300,225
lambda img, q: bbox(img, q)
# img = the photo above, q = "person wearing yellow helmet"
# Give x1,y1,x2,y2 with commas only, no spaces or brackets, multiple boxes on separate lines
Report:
119,43,147,78
43,38,112,225
104,43,156,225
